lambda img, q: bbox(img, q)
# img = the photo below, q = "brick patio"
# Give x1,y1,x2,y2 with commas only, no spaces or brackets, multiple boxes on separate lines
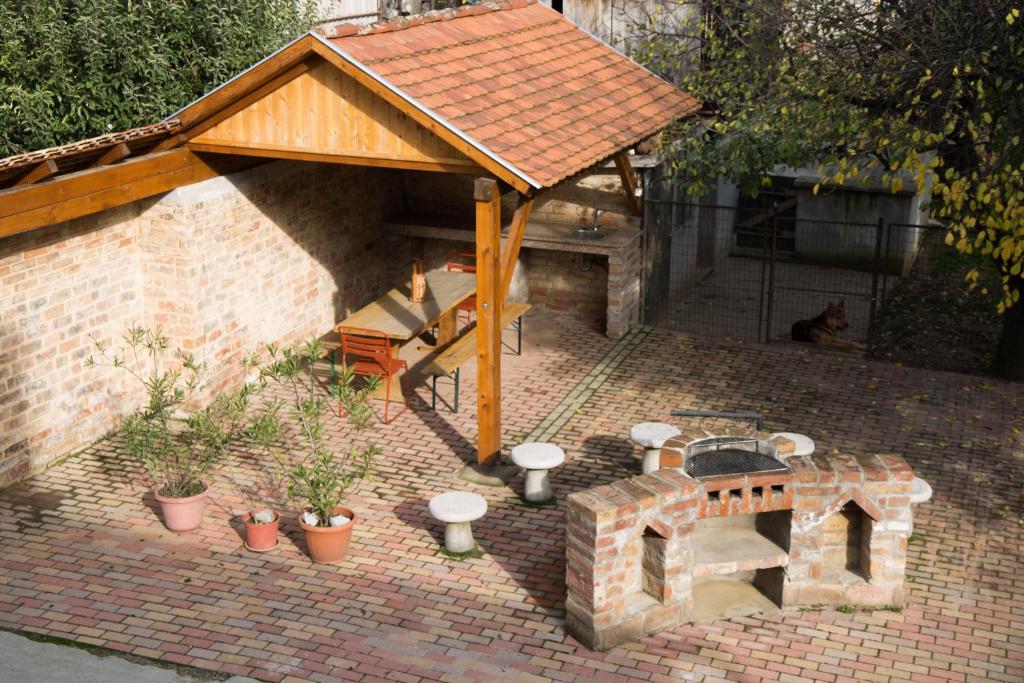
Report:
0,311,1021,682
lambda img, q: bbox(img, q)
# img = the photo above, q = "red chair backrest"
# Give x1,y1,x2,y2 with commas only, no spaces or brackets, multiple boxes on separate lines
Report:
446,251,477,273
340,329,391,365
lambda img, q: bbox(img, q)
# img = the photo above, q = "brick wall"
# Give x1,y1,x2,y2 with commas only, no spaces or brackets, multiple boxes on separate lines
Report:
606,236,642,339
525,250,608,322
566,433,913,651
0,160,401,487
144,161,401,395
1,204,148,486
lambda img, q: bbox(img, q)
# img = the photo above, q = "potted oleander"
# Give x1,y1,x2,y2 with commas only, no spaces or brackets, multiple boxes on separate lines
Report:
88,326,259,532
251,341,381,563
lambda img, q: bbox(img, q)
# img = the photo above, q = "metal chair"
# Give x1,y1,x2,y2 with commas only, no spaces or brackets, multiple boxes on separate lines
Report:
339,329,408,424
446,252,477,327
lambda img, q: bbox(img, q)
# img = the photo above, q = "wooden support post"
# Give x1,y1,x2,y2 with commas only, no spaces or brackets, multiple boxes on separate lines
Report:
613,151,643,216
474,177,502,465
499,194,534,301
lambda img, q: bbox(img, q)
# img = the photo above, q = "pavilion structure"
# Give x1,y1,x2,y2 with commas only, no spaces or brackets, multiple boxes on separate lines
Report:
0,0,698,464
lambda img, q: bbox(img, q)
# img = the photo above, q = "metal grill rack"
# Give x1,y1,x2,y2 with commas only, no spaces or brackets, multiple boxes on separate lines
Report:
684,436,789,480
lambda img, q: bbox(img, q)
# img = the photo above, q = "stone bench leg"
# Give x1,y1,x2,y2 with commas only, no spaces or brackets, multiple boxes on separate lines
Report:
642,447,662,474
524,469,552,502
445,521,475,553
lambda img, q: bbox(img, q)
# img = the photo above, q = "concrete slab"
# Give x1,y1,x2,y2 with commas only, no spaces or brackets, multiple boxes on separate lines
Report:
0,630,260,683
691,580,781,622
457,463,518,486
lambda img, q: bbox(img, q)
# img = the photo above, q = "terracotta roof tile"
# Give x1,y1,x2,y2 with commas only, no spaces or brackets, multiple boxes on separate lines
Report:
329,0,698,187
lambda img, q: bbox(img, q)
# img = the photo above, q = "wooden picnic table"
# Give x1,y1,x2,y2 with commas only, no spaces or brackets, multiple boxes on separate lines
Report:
336,269,475,402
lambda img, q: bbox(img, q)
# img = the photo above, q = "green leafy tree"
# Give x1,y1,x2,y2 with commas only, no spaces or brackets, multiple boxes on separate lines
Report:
0,0,315,156
633,0,1024,378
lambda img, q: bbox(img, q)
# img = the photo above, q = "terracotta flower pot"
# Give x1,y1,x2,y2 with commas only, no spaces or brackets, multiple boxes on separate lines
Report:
298,506,356,563
154,484,209,532
242,511,280,552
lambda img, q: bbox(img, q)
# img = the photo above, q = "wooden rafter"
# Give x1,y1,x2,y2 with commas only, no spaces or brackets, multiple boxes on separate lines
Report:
151,134,187,152
92,142,131,168
613,151,643,216
474,177,503,465
14,160,58,187
499,194,534,301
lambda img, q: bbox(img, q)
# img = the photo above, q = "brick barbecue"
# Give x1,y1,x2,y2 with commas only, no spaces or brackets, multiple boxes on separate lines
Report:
565,427,914,651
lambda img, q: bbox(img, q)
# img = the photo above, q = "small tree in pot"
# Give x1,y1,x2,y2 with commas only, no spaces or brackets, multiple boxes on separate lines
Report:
88,326,260,532
250,340,381,563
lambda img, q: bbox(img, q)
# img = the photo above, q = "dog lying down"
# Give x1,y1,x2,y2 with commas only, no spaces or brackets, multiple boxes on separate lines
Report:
791,300,865,351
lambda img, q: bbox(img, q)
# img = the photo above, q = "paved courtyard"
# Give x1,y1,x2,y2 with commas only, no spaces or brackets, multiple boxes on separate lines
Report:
0,311,1021,682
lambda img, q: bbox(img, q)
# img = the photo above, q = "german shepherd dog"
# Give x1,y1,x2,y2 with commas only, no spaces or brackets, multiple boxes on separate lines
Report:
791,300,865,350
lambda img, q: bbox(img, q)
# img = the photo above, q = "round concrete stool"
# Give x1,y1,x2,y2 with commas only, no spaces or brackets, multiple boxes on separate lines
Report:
909,476,933,504
630,422,682,474
428,491,487,554
771,432,816,456
511,442,566,502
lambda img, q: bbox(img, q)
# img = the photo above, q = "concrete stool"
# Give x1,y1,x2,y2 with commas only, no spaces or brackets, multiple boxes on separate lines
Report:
511,442,566,502
630,422,682,474
909,476,933,504
428,491,487,554
770,432,816,456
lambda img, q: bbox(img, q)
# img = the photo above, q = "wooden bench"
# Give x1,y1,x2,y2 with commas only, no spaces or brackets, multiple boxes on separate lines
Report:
426,302,531,412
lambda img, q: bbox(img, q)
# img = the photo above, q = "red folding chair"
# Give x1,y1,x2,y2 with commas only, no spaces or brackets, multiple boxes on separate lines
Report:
339,329,408,424
446,251,476,327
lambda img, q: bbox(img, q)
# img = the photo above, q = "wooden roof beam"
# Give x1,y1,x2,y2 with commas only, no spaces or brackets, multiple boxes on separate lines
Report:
14,159,59,187
0,149,260,239
151,134,187,152
92,142,132,168
187,140,485,175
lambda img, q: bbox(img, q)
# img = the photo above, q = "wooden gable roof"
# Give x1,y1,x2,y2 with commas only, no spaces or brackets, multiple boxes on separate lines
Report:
0,1,699,238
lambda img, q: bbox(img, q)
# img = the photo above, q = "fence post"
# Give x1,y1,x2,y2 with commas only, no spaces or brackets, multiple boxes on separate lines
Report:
867,216,885,351
764,209,779,343
758,218,769,342
880,220,896,310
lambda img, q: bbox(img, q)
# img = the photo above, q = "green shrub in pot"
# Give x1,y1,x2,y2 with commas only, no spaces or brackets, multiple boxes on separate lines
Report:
88,325,261,530
249,340,380,561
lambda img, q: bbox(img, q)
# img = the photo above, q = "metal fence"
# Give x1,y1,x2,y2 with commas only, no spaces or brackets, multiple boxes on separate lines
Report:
641,191,943,350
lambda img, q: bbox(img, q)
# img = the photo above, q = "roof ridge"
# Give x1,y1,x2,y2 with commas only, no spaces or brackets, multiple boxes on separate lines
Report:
323,0,536,38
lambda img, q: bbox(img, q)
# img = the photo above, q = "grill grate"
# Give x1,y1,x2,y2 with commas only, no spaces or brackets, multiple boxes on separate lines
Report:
685,448,789,479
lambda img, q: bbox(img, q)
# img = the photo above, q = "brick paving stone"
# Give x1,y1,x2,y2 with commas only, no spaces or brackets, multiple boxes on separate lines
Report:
0,311,1021,682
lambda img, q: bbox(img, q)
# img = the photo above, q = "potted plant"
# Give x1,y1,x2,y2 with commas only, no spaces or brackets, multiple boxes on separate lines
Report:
88,326,259,532
226,432,288,552
242,508,281,551
251,340,380,563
